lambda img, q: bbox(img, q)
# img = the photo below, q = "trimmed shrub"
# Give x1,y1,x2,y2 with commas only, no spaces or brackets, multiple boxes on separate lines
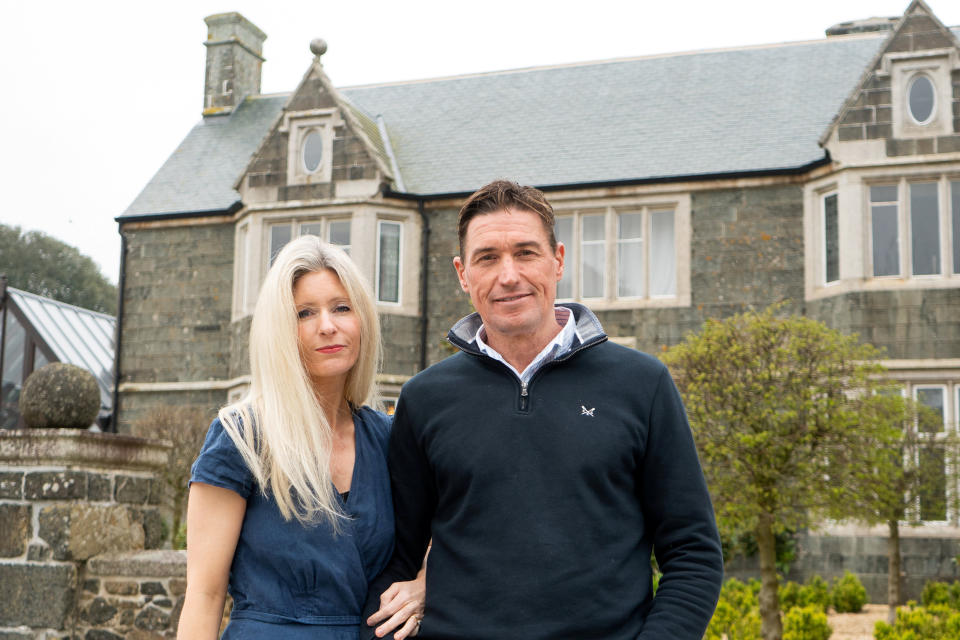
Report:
832,571,867,613
782,605,831,640
921,581,960,610
19,362,99,428
804,575,832,613
705,578,761,640
780,580,802,612
874,604,960,640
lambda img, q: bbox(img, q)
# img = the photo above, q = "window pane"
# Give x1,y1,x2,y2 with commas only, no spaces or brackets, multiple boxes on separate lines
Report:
555,217,573,299
303,130,323,173
908,75,935,124
910,183,940,275
952,181,960,275
328,220,351,252
650,210,676,296
378,222,401,303
916,387,944,433
269,224,292,266
581,215,605,298
824,194,839,283
34,346,49,371
1,310,25,429
872,204,899,276
871,185,898,203
300,222,323,237
617,213,643,298
919,444,947,521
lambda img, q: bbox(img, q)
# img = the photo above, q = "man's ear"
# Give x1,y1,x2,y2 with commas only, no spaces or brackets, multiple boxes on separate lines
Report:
453,256,469,293
555,242,565,281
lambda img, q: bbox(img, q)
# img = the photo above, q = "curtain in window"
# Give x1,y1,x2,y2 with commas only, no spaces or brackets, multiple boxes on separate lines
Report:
617,213,643,298
871,186,899,276
580,215,605,298
649,210,676,296
555,217,573,299
378,223,401,303
910,183,940,275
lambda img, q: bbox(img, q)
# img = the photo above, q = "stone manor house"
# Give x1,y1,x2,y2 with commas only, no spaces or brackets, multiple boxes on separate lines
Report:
116,0,960,591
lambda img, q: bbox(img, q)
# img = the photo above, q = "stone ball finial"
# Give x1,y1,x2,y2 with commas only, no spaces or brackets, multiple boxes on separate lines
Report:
20,363,100,429
310,39,328,58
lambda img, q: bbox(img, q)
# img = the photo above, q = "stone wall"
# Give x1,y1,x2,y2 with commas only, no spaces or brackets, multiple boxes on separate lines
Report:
806,289,960,360
0,430,171,638
76,550,187,640
120,223,234,386
725,530,960,604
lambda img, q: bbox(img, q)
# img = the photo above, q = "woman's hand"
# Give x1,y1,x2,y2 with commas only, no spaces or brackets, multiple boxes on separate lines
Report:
366,569,426,639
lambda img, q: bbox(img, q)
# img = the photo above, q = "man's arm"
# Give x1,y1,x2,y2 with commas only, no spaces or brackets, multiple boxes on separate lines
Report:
362,395,437,639
637,366,724,639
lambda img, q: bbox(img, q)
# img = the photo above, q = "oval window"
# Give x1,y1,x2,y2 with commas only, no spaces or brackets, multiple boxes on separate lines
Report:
302,130,323,173
908,74,935,124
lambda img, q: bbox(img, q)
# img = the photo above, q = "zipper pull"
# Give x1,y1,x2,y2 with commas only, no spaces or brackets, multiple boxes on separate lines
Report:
521,381,528,397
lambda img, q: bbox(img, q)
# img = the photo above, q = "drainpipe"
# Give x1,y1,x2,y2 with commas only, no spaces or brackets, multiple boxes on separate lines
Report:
109,233,127,433
417,199,430,372
0,275,7,386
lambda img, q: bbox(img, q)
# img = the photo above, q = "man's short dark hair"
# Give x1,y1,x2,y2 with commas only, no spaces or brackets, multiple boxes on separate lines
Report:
457,180,557,256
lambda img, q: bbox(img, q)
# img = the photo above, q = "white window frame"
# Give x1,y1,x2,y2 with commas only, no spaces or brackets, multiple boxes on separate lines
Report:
375,220,403,305
554,199,688,308
265,216,352,269
280,109,341,185
821,191,840,286
866,177,956,280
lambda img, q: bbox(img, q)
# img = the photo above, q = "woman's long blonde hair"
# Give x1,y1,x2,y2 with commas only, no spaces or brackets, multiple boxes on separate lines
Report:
218,235,382,525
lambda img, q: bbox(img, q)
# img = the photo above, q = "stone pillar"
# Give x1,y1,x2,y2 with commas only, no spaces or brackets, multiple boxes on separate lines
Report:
0,429,170,638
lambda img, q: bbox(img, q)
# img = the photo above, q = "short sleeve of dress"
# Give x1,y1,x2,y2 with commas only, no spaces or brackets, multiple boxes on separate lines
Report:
190,417,254,499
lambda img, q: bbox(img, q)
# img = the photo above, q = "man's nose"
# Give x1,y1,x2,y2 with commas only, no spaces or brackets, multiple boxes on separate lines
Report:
497,257,520,285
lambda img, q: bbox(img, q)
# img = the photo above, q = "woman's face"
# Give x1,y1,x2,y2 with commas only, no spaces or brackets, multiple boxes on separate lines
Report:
293,269,362,387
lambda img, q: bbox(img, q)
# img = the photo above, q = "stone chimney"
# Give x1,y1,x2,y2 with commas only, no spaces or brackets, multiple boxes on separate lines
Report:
825,16,898,37
203,12,267,116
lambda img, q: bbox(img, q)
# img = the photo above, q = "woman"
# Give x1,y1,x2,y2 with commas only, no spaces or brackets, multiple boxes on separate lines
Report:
178,236,424,639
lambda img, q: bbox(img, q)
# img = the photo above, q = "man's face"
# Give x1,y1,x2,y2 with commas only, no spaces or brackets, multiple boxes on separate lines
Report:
453,208,565,343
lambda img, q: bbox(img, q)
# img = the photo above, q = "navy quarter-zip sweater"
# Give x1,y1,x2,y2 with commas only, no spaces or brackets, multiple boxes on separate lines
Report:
364,305,722,639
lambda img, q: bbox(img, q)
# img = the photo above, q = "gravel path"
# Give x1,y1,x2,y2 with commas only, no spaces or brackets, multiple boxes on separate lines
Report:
828,604,888,640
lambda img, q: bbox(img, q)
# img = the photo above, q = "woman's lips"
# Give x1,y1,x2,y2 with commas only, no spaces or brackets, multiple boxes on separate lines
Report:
317,345,345,354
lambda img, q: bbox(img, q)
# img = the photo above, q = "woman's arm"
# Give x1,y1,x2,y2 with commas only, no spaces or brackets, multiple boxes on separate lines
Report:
177,483,247,640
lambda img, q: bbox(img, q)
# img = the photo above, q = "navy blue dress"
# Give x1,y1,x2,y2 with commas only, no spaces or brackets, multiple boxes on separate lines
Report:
190,406,394,639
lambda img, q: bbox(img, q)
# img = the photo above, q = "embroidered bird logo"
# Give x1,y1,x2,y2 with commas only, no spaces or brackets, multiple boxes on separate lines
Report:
581,405,595,417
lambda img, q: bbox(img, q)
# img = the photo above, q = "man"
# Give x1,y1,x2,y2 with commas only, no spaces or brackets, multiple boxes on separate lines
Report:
364,180,723,639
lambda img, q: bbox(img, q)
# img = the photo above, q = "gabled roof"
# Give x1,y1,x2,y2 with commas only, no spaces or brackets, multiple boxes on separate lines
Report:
120,24,959,219
8,287,116,411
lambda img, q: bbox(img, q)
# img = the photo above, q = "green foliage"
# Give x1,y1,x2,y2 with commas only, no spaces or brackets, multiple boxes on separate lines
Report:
722,529,798,575
705,578,762,640
779,575,832,614
921,581,960,610
0,223,117,314
174,522,188,551
874,604,960,640
782,605,832,640
831,571,867,613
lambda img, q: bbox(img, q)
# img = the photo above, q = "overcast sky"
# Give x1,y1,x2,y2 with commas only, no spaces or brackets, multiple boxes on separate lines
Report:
4,0,959,286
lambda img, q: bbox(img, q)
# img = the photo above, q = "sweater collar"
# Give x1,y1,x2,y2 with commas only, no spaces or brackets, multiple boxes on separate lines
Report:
447,303,607,357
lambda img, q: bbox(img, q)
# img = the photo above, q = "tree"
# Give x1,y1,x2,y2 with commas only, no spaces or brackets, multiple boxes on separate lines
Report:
828,392,957,624
0,223,117,314
661,306,889,640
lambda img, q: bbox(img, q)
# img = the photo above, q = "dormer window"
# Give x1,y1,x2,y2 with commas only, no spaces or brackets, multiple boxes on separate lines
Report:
907,73,935,125
282,109,340,184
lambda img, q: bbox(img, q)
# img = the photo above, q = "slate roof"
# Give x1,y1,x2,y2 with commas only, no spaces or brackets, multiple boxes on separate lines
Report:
8,287,116,412
119,28,958,218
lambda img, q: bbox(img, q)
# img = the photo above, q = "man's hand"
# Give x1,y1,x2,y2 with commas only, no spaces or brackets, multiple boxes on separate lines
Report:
366,571,426,639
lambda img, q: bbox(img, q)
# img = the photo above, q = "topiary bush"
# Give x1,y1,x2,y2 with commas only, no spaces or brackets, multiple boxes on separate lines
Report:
782,605,832,640
874,603,960,640
921,581,960,610
803,575,832,613
19,363,99,428
705,578,762,640
832,571,867,613
779,580,803,612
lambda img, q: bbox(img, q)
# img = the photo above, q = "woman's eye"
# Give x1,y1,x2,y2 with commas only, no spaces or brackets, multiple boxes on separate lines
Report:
334,304,351,313
297,308,313,320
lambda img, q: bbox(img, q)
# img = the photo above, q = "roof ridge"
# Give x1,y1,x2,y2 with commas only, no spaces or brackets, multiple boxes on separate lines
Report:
339,32,890,91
